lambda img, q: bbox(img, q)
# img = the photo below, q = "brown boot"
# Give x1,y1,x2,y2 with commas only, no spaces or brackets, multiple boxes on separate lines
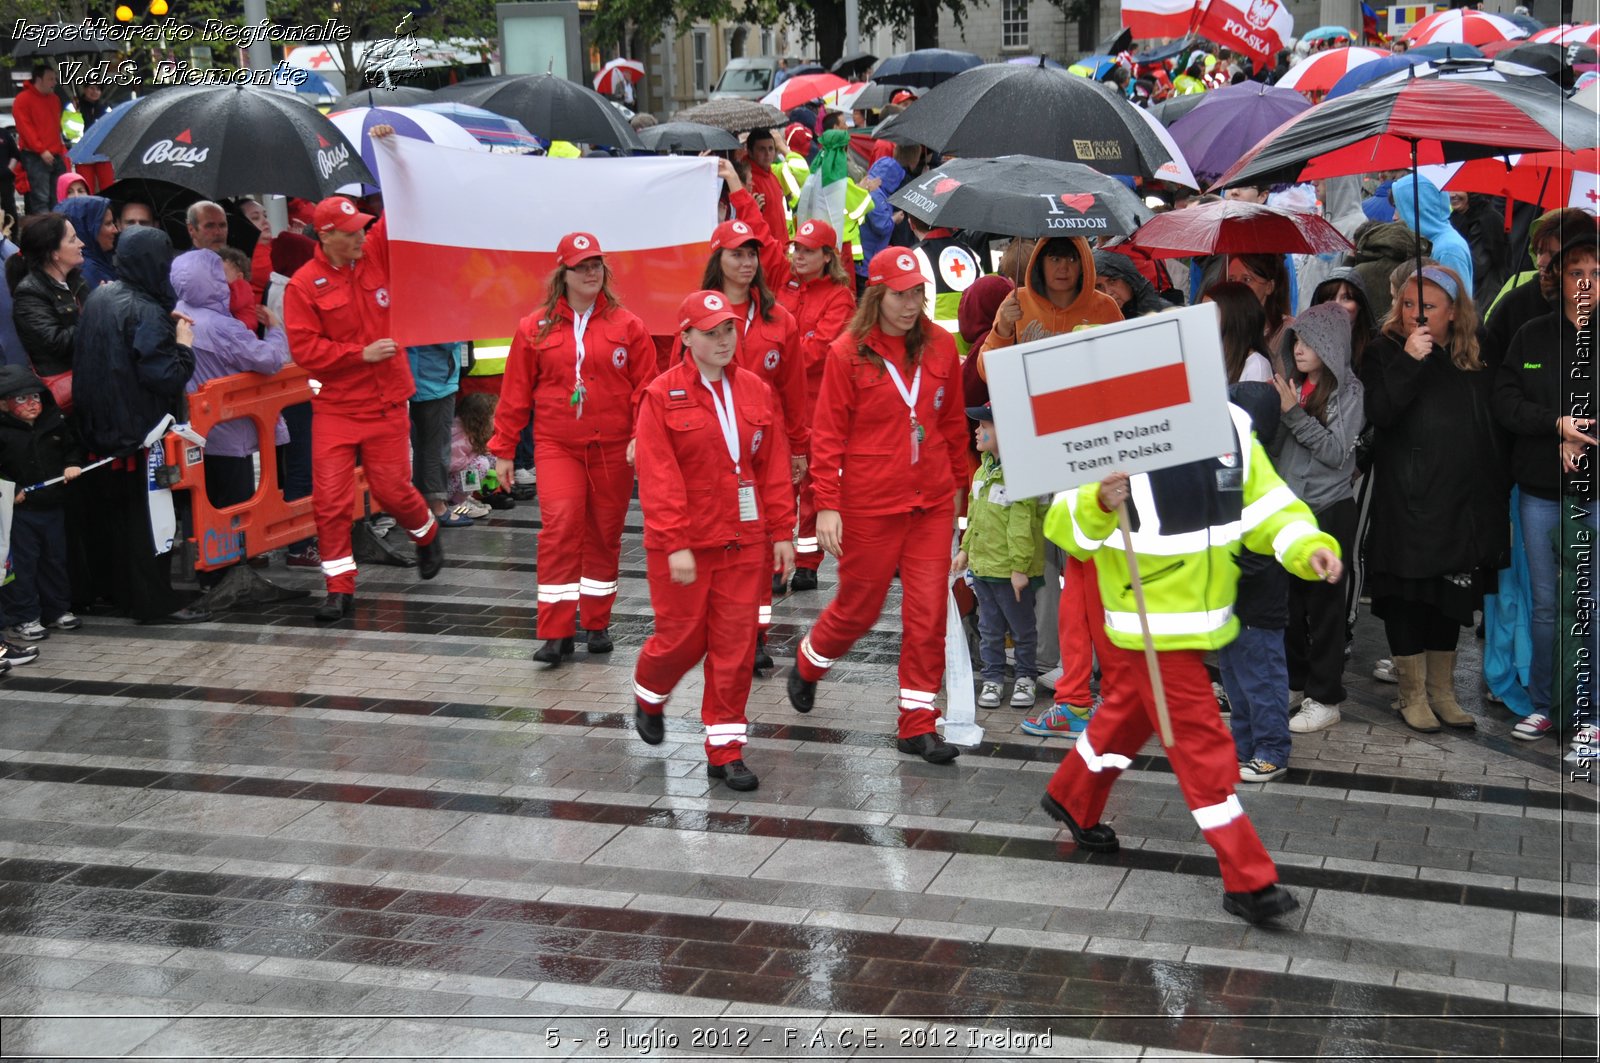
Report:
1425,650,1476,729
1394,653,1441,733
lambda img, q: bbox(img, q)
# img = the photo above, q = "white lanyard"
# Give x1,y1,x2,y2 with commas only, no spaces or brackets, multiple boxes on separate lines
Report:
701,374,741,476
732,299,756,338
881,359,924,464
570,305,594,418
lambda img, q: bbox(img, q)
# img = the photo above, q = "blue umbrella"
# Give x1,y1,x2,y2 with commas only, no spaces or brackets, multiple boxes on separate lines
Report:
1067,55,1118,79
1409,42,1485,61
1326,53,1424,98
1304,25,1356,42
68,98,136,164
872,48,983,88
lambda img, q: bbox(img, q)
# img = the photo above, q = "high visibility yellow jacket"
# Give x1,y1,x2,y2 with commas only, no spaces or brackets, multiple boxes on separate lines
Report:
1045,404,1338,651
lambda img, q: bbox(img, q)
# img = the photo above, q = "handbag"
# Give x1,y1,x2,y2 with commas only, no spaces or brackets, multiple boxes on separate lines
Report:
38,370,71,413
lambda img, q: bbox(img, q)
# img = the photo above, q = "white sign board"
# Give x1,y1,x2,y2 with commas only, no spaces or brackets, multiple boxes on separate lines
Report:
982,305,1235,500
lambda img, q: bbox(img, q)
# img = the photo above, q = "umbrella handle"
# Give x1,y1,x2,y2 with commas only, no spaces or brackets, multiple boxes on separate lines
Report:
1411,139,1425,329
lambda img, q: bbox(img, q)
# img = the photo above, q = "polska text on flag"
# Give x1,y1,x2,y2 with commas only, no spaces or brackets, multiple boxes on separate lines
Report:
1197,0,1295,72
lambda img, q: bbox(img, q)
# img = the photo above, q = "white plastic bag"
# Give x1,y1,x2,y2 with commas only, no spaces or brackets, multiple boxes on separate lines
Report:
941,586,983,746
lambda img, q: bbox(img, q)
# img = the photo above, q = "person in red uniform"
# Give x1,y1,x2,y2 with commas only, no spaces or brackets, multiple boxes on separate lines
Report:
490,232,655,664
673,215,808,673
284,186,445,622
775,218,856,591
632,291,797,791
743,129,790,252
788,247,968,764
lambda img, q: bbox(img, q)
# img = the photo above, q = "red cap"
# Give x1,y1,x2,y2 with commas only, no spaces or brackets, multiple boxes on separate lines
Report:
784,122,814,156
678,290,742,332
891,90,916,105
313,196,374,234
287,197,316,226
710,219,760,253
791,218,836,250
867,247,928,291
556,232,603,267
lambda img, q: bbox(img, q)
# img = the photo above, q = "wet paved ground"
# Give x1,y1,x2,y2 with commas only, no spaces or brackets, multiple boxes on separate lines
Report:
0,499,1596,1060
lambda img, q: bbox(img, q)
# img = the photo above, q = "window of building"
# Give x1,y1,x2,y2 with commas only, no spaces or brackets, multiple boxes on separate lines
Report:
693,29,709,92
1001,0,1029,49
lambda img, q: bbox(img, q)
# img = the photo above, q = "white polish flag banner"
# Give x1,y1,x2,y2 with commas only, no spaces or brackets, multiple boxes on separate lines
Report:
1197,0,1295,72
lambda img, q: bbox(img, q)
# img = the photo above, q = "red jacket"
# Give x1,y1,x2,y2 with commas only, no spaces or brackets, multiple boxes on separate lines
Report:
635,359,794,554
489,292,654,457
13,82,64,156
747,162,789,250
777,274,855,409
811,324,966,516
284,217,414,415
670,295,807,456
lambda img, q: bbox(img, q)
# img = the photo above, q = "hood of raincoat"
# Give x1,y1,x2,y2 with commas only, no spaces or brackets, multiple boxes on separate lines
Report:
1278,300,1353,388
1392,174,1452,240
112,226,177,312
1092,249,1172,316
58,194,115,285
957,274,1013,348
171,249,230,318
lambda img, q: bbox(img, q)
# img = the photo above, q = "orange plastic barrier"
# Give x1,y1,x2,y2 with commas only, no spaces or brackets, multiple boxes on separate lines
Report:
163,365,371,572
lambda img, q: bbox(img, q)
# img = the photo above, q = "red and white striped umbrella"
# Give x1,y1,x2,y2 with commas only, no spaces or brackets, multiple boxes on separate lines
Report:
593,58,645,96
1274,47,1388,95
1530,24,1600,47
1403,10,1528,46
760,73,851,112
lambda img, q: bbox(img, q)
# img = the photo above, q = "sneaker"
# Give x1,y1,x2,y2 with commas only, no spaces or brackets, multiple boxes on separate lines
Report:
1239,758,1286,782
977,681,1004,708
5,620,47,642
1373,658,1398,684
1021,701,1095,739
0,640,40,666
285,544,322,568
1010,677,1038,708
460,499,492,519
1512,713,1554,741
513,467,537,486
1212,681,1231,719
45,612,81,631
1288,697,1340,733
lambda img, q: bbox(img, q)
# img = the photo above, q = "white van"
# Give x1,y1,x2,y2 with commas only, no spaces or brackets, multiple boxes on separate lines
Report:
710,56,784,100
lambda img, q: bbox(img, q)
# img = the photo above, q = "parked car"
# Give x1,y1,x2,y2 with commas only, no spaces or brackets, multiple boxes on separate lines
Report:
710,56,782,100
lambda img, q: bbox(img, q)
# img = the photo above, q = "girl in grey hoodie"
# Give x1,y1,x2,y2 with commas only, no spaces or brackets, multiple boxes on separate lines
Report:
1271,301,1365,735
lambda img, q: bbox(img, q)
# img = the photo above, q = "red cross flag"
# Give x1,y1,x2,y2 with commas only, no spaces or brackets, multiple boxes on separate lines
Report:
981,306,1234,498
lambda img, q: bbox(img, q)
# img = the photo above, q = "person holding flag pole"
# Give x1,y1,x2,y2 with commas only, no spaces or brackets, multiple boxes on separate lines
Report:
1040,405,1343,924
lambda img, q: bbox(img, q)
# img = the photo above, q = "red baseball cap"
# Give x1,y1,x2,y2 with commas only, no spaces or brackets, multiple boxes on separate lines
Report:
791,218,836,250
313,196,374,234
678,290,742,332
556,232,604,267
867,247,928,291
710,219,760,253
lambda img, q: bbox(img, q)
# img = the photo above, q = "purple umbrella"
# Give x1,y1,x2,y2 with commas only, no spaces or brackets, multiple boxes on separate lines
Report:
1167,81,1312,184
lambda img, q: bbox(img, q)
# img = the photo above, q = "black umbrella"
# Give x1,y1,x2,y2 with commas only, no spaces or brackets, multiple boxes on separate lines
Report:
93,85,374,200
872,48,984,88
1496,41,1598,82
848,82,918,112
434,73,644,150
636,121,741,153
1098,26,1135,57
330,86,436,112
875,63,1179,180
10,24,119,59
99,178,267,255
1150,91,1211,127
788,63,826,78
832,52,878,78
890,155,1150,238
1133,37,1196,64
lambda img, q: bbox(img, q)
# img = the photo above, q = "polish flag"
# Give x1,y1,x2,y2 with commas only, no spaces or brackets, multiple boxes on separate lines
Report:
1121,0,1202,41
373,136,719,344
1024,323,1191,435
1197,0,1295,72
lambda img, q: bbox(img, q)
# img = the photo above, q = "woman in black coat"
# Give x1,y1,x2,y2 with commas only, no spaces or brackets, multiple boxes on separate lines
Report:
7,213,88,380
1360,262,1508,734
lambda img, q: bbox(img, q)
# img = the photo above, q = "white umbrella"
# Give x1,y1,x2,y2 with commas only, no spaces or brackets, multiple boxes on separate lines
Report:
1130,103,1198,190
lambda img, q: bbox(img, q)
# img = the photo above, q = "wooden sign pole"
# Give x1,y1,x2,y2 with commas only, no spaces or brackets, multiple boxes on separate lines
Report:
1116,499,1175,747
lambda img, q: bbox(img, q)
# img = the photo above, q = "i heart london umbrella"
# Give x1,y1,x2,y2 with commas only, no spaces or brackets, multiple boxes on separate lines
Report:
1127,200,1354,258
93,85,373,199
872,48,984,88
636,121,742,154
1168,82,1311,184
327,106,485,194
1275,47,1390,96
434,73,643,150
875,62,1179,180
889,156,1151,238
761,73,850,111
1403,9,1528,46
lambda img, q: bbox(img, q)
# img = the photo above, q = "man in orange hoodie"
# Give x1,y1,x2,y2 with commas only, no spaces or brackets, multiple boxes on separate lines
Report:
13,65,67,215
974,235,1124,734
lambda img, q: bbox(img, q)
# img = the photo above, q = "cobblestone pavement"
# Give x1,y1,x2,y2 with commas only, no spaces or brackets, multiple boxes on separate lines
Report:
0,499,1596,1060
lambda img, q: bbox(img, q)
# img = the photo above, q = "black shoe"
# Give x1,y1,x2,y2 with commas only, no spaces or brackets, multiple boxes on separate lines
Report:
587,629,613,654
787,667,816,713
1038,792,1119,852
771,572,787,595
142,605,213,626
314,593,352,623
1223,884,1300,925
532,637,574,664
789,567,818,591
897,732,961,764
753,633,773,675
0,640,40,666
708,759,759,791
416,535,445,580
634,705,664,745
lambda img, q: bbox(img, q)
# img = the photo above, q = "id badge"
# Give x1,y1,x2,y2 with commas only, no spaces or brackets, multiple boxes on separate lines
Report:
738,481,759,522
1215,467,1243,493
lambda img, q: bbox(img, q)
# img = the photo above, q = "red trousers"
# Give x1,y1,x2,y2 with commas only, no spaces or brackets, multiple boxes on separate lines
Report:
534,438,632,638
1045,644,1279,894
1056,556,1113,707
794,468,823,572
634,545,765,766
796,507,951,739
311,407,437,595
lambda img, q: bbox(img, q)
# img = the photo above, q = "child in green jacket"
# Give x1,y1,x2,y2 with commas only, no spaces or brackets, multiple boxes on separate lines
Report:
952,405,1046,709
